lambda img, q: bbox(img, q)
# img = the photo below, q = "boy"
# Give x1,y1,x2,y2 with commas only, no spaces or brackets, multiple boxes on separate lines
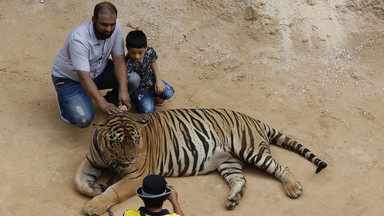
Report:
122,175,184,216
125,30,175,113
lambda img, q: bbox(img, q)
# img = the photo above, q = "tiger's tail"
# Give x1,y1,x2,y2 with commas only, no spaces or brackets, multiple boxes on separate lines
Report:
262,122,328,174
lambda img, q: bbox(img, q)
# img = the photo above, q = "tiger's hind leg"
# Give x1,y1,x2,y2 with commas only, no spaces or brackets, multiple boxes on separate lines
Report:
217,158,246,210
250,147,302,198
277,167,303,198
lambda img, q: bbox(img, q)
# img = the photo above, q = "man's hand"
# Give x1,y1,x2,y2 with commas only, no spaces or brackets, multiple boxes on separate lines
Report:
118,105,128,112
111,54,131,111
100,101,121,115
118,90,132,111
76,70,121,115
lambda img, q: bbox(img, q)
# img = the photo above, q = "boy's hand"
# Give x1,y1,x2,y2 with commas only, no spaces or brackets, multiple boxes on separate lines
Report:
155,80,165,94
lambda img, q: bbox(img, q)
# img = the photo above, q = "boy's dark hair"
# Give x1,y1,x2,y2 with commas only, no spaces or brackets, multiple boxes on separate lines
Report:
141,196,168,208
93,2,117,20
126,30,147,49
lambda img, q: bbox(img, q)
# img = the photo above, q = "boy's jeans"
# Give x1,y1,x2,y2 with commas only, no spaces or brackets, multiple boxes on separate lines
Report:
132,80,174,113
52,60,140,128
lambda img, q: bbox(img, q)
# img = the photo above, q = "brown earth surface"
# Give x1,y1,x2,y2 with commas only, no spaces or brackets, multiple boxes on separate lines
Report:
1,0,384,215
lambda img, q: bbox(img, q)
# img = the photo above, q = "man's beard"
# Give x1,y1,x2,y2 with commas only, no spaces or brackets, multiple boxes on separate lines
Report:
93,24,113,40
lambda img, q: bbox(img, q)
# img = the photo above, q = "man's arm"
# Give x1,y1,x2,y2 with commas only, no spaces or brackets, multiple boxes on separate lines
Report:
166,186,184,216
76,70,121,114
111,54,131,110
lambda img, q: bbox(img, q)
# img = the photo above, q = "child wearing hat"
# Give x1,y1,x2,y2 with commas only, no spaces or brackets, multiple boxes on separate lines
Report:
123,175,184,216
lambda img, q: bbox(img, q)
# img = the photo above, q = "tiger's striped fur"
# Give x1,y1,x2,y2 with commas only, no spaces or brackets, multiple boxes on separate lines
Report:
75,108,327,215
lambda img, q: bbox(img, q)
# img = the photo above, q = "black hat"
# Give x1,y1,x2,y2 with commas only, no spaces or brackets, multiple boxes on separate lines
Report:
136,175,172,199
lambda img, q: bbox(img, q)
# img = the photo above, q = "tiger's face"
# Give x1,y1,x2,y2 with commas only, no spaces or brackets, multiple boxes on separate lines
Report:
96,117,148,170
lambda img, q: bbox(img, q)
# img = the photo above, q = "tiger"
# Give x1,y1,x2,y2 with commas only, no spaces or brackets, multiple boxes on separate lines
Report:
75,108,327,216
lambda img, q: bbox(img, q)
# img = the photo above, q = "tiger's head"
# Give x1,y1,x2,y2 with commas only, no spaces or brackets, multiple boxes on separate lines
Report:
93,113,148,171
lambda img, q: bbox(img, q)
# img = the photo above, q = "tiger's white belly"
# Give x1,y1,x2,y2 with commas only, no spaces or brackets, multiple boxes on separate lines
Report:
154,142,231,177
198,151,232,175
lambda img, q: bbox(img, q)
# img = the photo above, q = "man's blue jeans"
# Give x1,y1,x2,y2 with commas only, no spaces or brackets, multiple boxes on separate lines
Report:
52,60,140,128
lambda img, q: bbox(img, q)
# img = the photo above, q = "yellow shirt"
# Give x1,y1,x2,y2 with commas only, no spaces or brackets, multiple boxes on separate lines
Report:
123,209,179,216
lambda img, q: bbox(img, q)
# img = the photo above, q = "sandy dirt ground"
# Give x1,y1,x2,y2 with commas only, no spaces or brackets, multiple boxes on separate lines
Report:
1,0,384,215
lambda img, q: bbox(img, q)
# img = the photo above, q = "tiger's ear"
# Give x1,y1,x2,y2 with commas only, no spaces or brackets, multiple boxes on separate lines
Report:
136,120,148,125
132,120,148,150
93,123,105,130
136,120,148,128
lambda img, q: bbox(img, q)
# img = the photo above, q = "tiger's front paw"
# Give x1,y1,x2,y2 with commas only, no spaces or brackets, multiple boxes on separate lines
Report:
82,194,115,216
83,182,107,197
